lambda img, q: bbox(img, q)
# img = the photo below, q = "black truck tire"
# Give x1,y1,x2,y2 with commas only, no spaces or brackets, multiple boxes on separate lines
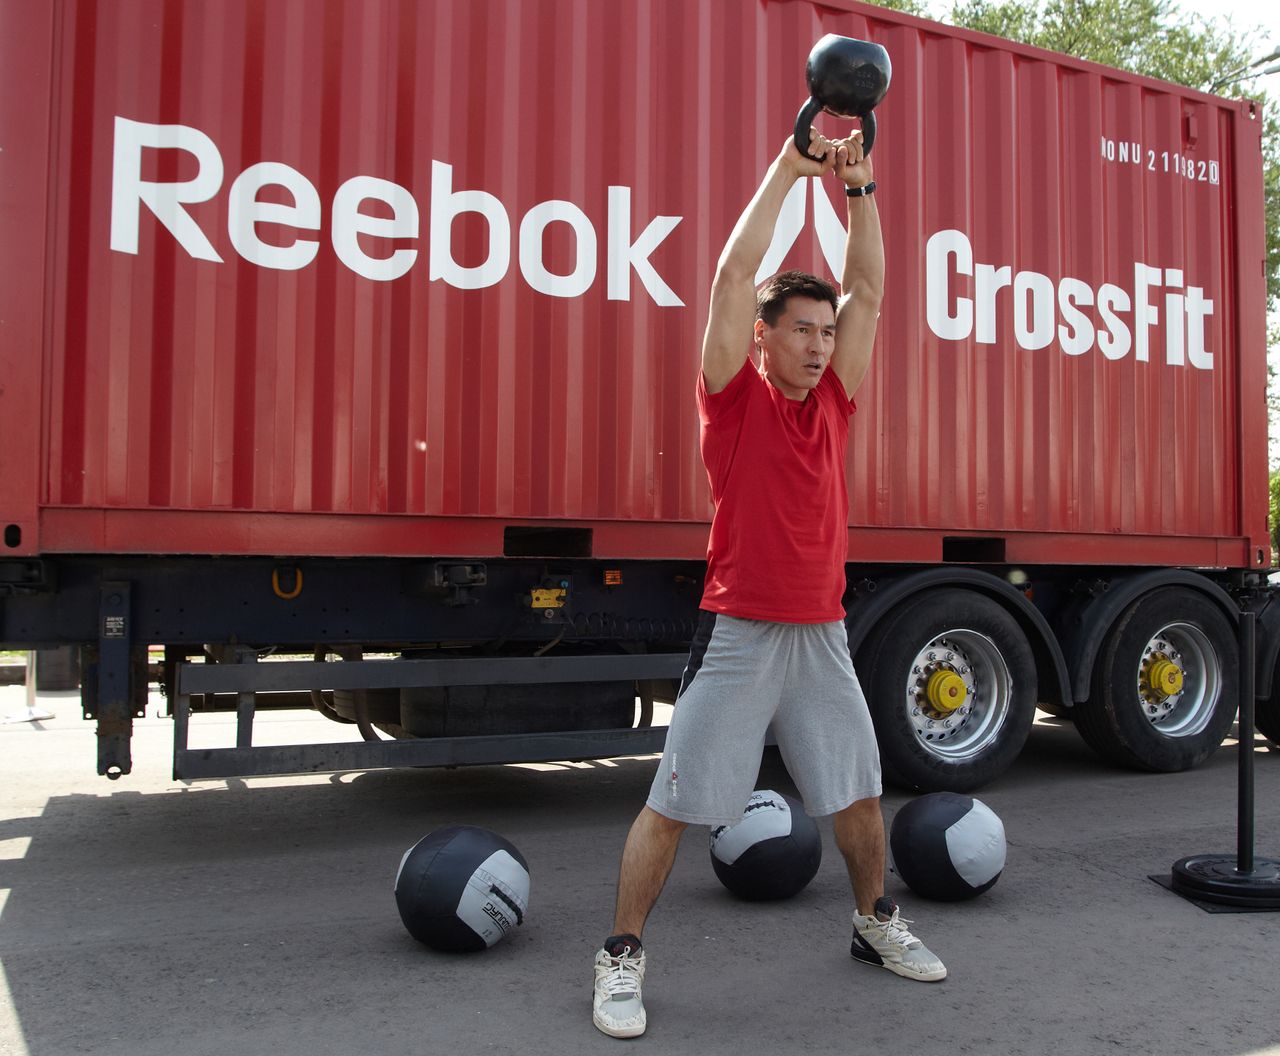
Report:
855,588,1038,792
1257,658,1280,747
1074,587,1236,771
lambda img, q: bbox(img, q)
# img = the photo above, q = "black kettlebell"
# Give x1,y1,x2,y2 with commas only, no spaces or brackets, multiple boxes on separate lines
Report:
794,34,892,161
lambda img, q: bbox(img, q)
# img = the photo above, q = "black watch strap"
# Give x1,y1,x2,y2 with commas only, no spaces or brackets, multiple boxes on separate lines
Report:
846,181,876,198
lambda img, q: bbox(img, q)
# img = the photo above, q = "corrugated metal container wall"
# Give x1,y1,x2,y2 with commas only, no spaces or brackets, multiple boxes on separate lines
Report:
0,0,1267,564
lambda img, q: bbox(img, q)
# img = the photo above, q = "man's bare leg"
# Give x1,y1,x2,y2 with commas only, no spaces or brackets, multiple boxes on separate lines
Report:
612,805,688,938
832,795,886,915
594,806,685,1038
836,794,947,981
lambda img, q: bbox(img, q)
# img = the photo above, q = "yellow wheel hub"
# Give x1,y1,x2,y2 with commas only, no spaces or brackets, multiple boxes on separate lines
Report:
1145,657,1184,697
925,670,968,714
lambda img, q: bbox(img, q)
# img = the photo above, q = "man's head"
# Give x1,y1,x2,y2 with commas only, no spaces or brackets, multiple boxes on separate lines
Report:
755,270,839,327
753,270,840,400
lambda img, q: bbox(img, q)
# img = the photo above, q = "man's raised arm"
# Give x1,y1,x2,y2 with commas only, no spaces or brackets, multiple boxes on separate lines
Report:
831,132,884,401
701,132,834,394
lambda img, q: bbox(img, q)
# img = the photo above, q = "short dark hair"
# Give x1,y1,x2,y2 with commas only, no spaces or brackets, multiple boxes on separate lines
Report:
755,269,839,326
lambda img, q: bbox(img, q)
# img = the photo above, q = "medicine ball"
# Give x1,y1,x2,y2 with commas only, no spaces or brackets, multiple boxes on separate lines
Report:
394,825,530,952
709,789,822,901
889,792,1005,901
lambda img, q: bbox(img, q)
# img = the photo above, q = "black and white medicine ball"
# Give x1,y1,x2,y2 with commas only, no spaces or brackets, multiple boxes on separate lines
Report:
889,792,1005,901
394,825,530,952
709,789,822,901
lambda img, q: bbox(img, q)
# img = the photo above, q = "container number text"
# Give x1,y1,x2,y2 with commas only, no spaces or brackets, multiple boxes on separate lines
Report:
1100,138,1219,185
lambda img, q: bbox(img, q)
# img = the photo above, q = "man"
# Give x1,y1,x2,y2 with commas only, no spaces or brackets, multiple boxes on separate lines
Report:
591,127,946,1040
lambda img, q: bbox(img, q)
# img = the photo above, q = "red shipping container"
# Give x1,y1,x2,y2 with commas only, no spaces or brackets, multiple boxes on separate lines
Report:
0,0,1269,568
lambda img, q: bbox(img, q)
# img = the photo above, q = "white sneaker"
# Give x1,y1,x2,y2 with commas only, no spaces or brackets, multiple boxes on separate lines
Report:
592,942,647,1038
851,897,947,982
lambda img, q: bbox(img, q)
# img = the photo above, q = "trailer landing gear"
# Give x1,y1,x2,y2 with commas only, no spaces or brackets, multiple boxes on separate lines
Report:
83,581,147,779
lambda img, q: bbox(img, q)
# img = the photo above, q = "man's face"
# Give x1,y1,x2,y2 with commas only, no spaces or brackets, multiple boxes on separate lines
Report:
755,296,837,401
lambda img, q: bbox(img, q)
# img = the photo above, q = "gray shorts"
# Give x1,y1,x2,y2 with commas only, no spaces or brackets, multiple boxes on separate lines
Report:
646,611,882,826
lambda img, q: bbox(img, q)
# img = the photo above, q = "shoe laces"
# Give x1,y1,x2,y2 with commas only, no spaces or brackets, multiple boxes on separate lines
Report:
596,949,643,997
876,909,922,949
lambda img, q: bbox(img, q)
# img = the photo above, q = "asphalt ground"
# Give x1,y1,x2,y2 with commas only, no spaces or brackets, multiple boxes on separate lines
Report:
1,685,1278,1056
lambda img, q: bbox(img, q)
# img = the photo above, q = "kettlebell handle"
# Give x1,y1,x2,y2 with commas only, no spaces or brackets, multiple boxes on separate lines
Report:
793,99,878,161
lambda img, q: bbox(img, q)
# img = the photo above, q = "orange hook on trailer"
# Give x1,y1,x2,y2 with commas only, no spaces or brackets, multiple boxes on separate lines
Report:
272,566,303,600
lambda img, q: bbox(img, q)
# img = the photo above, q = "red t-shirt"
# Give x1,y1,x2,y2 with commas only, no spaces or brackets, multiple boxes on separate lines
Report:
697,358,856,622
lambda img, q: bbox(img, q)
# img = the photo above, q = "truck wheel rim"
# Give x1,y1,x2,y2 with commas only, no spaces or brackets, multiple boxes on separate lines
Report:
1134,622,1219,737
903,629,1011,761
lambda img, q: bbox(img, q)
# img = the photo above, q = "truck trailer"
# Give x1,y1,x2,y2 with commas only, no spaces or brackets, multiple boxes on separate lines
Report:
2,0,1277,789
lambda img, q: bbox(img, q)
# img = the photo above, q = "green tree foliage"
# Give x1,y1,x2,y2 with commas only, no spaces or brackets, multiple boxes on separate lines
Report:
1266,114,1280,308
949,0,1254,90
1270,320,1280,474
864,0,934,14
1270,467,1280,560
